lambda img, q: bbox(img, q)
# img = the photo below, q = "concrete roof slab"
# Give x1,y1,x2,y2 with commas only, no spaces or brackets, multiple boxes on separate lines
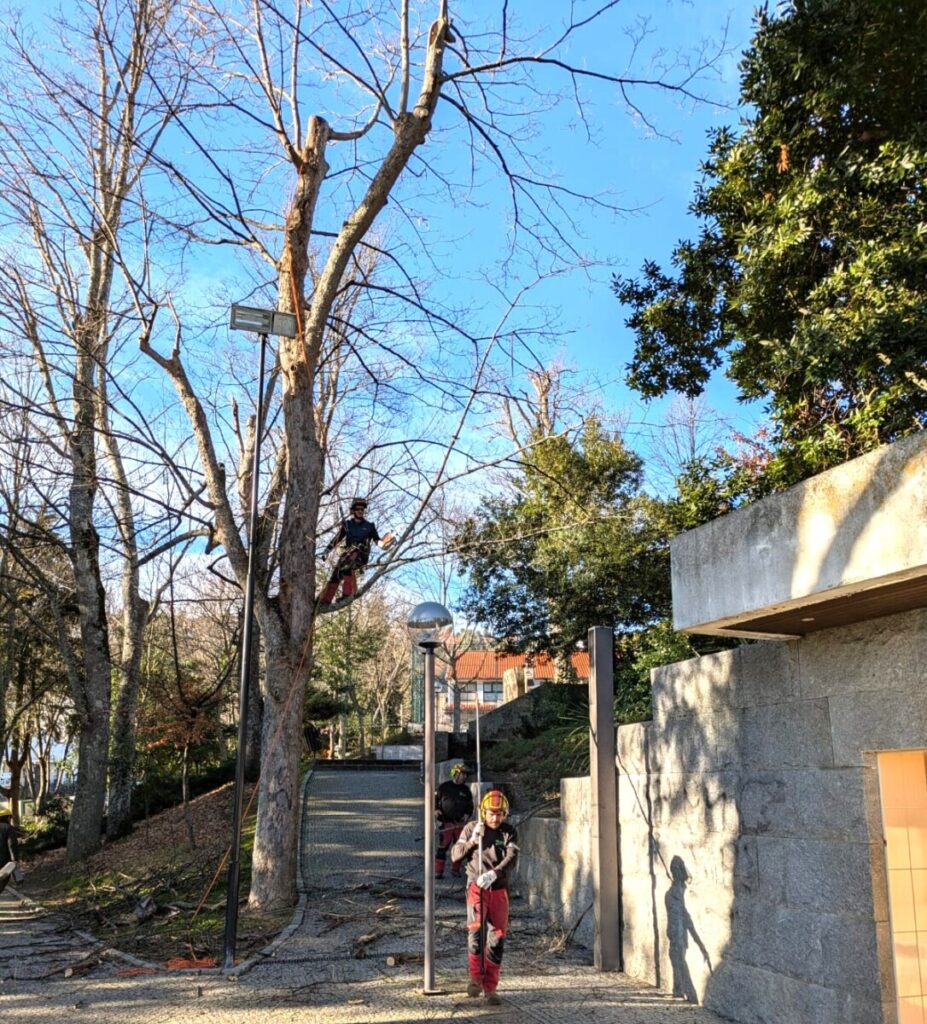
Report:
671,431,927,637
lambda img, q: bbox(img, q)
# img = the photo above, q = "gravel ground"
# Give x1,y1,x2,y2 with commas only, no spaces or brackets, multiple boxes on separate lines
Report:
0,769,729,1024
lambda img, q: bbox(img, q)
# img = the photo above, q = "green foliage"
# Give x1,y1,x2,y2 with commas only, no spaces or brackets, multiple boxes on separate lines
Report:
456,418,671,655
383,727,416,745
616,0,927,486
613,620,705,723
20,795,71,855
312,608,387,694
482,687,591,800
304,688,349,722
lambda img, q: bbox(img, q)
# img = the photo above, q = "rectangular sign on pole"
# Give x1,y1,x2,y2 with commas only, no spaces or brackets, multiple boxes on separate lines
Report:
588,625,622,971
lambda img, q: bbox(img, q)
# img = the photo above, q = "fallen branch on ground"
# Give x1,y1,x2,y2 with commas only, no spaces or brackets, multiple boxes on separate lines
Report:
352,931,380,958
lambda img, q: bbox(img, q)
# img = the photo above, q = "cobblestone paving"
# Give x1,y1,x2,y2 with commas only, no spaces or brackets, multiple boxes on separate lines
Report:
0,770,729,1023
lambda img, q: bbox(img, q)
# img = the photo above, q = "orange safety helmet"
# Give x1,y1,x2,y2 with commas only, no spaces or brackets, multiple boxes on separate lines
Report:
479,789,509,821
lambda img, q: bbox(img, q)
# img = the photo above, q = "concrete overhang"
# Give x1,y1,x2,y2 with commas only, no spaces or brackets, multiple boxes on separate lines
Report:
670,430,927,639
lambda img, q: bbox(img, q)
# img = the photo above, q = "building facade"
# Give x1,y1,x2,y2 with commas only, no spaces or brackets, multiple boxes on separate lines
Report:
439,650,589,731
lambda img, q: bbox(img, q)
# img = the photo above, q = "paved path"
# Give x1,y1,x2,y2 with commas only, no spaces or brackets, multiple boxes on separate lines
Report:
0,770,729,1023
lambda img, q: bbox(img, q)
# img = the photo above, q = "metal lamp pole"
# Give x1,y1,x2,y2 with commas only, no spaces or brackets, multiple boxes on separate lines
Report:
407,601,452,995
223,304,297,971
421,636,439,993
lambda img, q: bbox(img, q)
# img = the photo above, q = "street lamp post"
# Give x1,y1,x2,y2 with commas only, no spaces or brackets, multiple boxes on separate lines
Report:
407,600,453,995
222,304,297,971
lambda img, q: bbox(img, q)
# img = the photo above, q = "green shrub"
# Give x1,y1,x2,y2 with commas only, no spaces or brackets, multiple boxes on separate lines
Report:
20,795,71,855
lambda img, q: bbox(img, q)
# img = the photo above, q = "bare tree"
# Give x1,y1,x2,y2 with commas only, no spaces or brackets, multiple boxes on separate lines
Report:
130,0,728,908
0,0,201,857
637,395,733,495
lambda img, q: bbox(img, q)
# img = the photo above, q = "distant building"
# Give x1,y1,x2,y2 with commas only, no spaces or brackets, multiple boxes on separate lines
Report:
438,650,590,731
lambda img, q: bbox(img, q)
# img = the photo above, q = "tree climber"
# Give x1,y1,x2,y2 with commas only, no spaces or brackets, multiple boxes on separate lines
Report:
435,762,473,879
318,497,394,607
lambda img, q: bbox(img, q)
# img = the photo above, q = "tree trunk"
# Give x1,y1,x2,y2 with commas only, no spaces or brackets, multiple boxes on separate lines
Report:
66,340,113,863
101,362,149,840
107,594,149,838
6,729,28,824
337,714,347,758
249,650,304,908
246,117,329,910
36,750,50,815
352,695,367,759
244,620,263,782
182,742,196,850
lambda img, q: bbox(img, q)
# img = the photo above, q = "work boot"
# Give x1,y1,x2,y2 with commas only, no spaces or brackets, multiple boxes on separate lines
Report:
485,991,502,1005
467,977,481,997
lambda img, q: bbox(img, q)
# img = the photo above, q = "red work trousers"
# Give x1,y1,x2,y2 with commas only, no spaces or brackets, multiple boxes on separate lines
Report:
466,883,509,994
435,820,465,877
319,570,357,604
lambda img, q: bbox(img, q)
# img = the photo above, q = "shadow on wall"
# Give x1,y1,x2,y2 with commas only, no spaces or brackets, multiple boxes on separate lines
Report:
666,855,712,1003
618,684,739,1007
798,432,926,603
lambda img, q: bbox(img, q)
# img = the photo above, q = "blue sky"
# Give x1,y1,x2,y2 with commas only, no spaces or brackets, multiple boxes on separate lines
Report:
371,0,768,510
424,0,764,455
536,0,757,432
557,0,760,432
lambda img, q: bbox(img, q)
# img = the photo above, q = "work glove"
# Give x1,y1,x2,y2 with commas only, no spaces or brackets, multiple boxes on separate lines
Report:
471,822,485,841
476,870,497,890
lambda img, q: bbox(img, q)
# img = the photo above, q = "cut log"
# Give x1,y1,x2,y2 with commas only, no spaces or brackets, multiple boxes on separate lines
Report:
385,951,424,967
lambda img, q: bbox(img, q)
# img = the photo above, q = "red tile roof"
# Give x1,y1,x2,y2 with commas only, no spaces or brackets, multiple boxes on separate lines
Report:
452,650,589,681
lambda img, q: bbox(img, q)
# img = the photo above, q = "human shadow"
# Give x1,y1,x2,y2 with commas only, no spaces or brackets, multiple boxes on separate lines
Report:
664,855,712,1003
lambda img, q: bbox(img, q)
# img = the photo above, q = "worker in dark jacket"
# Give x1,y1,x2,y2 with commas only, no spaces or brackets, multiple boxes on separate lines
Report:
435,762,473,879
0,806,20,896
319,497,393,606
452,789,519,1005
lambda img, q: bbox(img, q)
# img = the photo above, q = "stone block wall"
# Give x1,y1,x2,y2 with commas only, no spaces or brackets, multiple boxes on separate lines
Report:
516,777,595,948
616,609,927,1024
516,608,927,1023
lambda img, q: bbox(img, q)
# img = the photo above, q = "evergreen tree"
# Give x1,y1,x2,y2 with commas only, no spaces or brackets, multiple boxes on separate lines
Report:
616,0,927,486
455,419,670,658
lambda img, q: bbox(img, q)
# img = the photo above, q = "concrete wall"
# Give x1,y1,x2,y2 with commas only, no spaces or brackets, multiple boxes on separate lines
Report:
671,430,927,635
516,777,595,949
615,608,927,1024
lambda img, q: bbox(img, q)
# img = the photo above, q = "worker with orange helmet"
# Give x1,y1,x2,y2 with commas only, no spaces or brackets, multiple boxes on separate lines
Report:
451,788,519,1005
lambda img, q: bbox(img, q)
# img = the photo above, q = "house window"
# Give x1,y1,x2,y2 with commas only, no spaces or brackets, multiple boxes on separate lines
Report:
482,682,503,703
